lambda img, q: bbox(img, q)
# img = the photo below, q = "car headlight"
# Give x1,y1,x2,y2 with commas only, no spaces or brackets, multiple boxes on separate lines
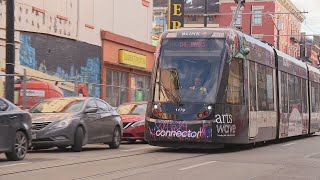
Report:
131,120,145,127
50,118,73,129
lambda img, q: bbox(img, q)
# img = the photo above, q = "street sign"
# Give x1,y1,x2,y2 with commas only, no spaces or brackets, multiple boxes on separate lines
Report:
168,0,184,29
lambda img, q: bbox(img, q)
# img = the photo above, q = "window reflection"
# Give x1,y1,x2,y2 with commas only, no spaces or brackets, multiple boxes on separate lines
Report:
29,99,85,113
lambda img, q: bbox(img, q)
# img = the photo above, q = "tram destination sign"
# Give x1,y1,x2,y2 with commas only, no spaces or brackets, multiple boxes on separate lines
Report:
165,39,211,50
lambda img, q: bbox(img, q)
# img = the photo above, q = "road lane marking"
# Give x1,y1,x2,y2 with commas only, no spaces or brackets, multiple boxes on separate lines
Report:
305,152,320,158
0,162,31,168
179,161,217,171
282,143,296,147
121,146,155,152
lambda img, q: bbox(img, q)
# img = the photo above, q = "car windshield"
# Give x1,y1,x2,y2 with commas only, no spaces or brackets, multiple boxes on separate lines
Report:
29,98,85,113
117,103,147,115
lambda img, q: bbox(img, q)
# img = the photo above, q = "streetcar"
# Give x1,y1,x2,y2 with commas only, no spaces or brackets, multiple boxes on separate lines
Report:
144,27,320,148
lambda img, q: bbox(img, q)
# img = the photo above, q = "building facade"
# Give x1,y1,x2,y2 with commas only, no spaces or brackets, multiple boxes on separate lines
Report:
218,0,305,58
101,31,155,107
301,35,320,67
152,0,220,39
0,0,154,105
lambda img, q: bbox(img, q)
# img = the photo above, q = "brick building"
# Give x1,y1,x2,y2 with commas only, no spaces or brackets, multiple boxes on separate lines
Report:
218,0,305,58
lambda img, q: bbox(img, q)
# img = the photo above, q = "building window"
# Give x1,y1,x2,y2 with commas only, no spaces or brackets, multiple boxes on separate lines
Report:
130,74,150,102
153,13,166,35
190,15,197,22
106,69,129,107
208,16,214,22
253,10,262,25
233,11,242,26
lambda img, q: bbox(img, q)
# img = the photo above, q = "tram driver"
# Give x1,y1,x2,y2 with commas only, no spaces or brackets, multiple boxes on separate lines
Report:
189,77,207,96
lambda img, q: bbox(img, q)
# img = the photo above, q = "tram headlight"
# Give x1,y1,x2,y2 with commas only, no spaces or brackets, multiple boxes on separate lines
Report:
152,103,163,117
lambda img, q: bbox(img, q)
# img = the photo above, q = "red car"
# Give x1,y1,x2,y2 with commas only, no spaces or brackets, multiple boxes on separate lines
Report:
117,101,147,143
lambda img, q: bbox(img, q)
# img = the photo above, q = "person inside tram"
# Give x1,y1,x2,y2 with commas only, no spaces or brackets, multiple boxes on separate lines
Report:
189,76,207,96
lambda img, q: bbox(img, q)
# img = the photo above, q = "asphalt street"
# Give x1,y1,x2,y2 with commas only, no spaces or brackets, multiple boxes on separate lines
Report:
1,135,320,180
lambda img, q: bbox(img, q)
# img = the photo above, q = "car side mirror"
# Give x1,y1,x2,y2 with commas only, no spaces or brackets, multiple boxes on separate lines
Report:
0,104,8,111
84,107,98,114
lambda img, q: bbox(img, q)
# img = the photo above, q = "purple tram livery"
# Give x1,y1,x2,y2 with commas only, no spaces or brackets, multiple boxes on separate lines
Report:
144,28,320,148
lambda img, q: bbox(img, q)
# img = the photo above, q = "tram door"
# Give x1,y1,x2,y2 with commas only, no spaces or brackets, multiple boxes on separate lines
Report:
248,61,258,139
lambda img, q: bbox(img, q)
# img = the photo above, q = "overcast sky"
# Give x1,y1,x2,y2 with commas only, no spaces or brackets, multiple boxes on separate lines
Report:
291,0,320,35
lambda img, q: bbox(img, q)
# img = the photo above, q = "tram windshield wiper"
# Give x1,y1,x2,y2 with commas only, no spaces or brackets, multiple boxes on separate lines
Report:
156,81,181,105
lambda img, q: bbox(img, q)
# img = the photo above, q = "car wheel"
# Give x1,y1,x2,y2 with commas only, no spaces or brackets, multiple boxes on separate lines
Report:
5,131,28,161
128,139,136,143
71,127,84,152
109,127,121,149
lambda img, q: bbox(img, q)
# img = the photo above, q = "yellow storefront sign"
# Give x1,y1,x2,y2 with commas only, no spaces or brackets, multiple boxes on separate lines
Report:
119,50,147,69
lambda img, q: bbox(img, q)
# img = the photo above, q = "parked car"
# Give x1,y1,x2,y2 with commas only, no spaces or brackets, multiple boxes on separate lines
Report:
29,97,122,152
116,101,147,143
0,97,32,161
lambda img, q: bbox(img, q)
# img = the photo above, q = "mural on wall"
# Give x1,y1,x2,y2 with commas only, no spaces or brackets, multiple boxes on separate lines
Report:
19,32,101,97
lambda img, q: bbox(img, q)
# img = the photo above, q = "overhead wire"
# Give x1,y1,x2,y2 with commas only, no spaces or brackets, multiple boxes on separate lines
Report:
304,20,317,35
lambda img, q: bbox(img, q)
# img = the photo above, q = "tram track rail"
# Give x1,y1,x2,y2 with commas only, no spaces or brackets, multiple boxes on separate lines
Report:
74,153,211,180
0,148,161,177
0,147,211,177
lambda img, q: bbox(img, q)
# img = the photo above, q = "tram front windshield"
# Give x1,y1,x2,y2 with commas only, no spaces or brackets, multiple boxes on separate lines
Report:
155,38,225,104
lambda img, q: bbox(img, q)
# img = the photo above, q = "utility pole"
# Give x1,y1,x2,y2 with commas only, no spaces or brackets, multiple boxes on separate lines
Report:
5,0,15,102
249,5,253,35
276,16,281,50
277,28,280,50
204,0,208,27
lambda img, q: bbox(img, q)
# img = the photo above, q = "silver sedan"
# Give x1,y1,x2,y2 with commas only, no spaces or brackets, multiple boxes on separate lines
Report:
29,97,123,152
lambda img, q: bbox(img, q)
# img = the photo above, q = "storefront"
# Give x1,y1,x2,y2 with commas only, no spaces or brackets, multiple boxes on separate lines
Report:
101,31,155,107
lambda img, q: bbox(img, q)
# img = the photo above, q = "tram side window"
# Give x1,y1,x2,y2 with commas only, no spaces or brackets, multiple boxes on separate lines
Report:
295,77,302,112
281,73,288,113
257,64,274,111
315,82,320,113
288,75,295,112
226,58,243,104
301,79,308,113
288,75,303,113
249,61,256,111
311,82,316,112
311,82,320,113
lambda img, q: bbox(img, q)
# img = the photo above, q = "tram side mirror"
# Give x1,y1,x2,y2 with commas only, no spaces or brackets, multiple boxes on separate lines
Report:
242,47,250,55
